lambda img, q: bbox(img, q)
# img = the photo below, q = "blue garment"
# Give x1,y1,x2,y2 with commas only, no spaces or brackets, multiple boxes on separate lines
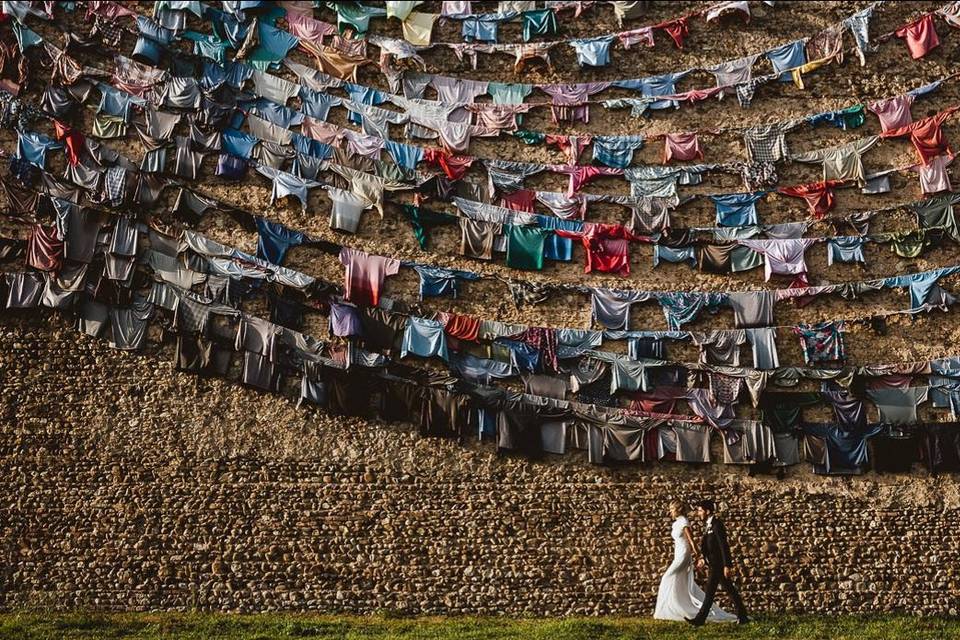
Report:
206,6,251,48
412,265,479,299
461,14,503,42
536,216,582,261
292,134,333,159
345,83,387,124
216,153,248,180
766,39,806,82
495,338,539,372
614,71,689,110
656,292,726,331
300,86,339,121
254,98,305,128
223,128,258,158
15,132,61,169
247,23,300,70
653,245,697,268
592,135,645,168
883,267,960,309
12,22,42,51
449,352,515,385
826,237,866,264
803,423,883,474
908,80,942,99
710,192,765,227
401,317,449,361
200,60,227,90
224,60,255,88
569,36,614,67
385,140,425,171
134,16,174,65
97,84,144,122
256,217,305,265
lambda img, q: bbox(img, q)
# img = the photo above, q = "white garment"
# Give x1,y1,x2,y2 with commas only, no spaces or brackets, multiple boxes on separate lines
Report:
653,516,737,622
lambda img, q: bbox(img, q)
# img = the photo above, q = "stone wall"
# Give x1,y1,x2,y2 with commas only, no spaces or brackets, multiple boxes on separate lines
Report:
1,0,960,616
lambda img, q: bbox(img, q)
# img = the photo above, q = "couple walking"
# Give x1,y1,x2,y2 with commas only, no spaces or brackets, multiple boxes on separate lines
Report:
654,499,750,626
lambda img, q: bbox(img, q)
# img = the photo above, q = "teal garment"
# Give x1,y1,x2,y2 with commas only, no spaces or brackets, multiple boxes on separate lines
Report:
512,130,545,145
521,9,557,42
506,225,548,271
12,23,42,51
808,104,866,130
731,247,764,272
181,31,228,63
400,204,457,249
246,23,299,70
328,1,387,34
489,82,533,105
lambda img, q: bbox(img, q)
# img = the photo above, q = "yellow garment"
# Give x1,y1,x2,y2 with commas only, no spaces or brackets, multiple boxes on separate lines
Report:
791,57,833,90
386,1,422,20
401,12,438,46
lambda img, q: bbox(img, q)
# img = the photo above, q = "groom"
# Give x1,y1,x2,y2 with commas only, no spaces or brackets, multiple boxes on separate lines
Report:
686,499,750,626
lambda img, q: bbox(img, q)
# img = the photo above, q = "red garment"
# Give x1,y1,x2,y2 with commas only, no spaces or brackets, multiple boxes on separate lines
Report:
777,179,843,219
53,120,83,166
881,106,959,165
423,148,474,180
545,134,591,165
555,165,623,196
500,189,535,213
658,17,690,49
662,132,703,163
894,14,940,59
671,87,724,103
628,387,684,414
555,223,645,275
442,312,480,341
26,223,63,272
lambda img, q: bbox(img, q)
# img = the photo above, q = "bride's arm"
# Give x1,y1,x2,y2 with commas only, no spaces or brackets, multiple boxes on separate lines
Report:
682,525,699,560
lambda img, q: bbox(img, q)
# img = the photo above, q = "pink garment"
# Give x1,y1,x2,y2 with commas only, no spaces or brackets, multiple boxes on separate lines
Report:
663,133,703,163
279,2,316,17
441,1,472,18
671,87,724,103
343,129,384,159
618,26,655,49
465,103,532,131
914,154,954,194
545,134,592,165
868,94,914,133
301,117,341,144
339,247,400,306
555,165,623,196
285,11,337,46
738,238,819,281
894,14,940,59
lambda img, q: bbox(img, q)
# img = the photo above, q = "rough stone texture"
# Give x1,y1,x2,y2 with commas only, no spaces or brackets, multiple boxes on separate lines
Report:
1,0,960,616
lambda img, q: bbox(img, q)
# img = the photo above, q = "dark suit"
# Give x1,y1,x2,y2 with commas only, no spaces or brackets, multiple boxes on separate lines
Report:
693,516,748,623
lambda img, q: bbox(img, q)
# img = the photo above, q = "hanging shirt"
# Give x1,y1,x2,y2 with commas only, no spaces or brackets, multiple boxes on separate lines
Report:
555,223,642,275
868,94,914,132
412,265,479,299
255,218,304,266
826,236,866,265
739,238,818,281
459,218,502,260
777,180,842,218
802,423,883,474
793,321,846,365
867,387,930,425
913,154,954,195
881,107,959,165
521,8,557,41
505,225,548,270
894,13,940,59
401,316,449,361
792,136,879,185
662,133,703,163
339,247,400,306
710,192,765,227
727,290,775,328
743,124,791,163
591,288,649,330
569,35,615,67
745,327,779,370
766,39,806,80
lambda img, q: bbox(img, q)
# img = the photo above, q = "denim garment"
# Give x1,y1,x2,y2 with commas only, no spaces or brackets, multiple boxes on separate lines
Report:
412,265,479,299
569,36,614,67
537,216,582,261
614,71,690,110
710,191,765,226
222,128,258,158
401,316,449,361
592,135,645,168
766,39,806,81
385,140,425,171
256,217,305,265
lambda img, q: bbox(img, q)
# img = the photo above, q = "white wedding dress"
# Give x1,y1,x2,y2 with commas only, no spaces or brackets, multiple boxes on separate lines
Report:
653,516,737,622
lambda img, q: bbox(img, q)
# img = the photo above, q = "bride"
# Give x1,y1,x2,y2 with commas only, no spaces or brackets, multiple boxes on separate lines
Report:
654,500,737,622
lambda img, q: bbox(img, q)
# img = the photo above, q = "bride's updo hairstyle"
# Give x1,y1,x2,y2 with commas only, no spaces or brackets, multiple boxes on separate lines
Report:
669,500,687,518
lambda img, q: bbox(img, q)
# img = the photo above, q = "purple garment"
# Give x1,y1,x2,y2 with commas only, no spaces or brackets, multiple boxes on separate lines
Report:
822,389,868,430
540,82,610,124
687,387,735,429
329,301,362,337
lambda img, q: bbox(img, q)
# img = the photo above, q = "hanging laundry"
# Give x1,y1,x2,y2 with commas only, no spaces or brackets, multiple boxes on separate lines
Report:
662,132,703,163
706,53,758,95
807,104,866,130
538,217,582,262
658,16,690,49
867,94,914,133
461,13,506,42
657,291,726,331
614,71,690,110
540,83,610,124
826,236,866,265
401,12,438,46
411,265,479,299
592,135,644,169
777,180,842,218
459,218,502,260
521,9,558,41
339,247,400,306
894,13,940,59
546,134,592,165
618,26,655,49
793,321,846,365
710,191,766,227
867,387,930,425
793,136,879,185
401,316,450,361
766,39,806,81
842,4,875,65
742,123,792,163
880,107,959,165
569,35,615,67
912,154,954,195
591,289,650,329
505,225,549,271
555,223,643,275
727,290,775,328
745,327,779,370
739,238,819,281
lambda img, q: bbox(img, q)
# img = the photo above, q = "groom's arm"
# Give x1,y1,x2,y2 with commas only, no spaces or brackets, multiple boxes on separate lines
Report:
715,519,733,568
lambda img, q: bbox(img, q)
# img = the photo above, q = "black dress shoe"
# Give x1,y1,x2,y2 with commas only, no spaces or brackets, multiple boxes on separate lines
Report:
685,617,704,626
737,617,751,625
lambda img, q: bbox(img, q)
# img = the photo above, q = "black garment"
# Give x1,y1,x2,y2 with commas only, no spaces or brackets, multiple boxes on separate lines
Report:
694,517,748,624
419,387,473,439
871,426,921,473
923,423,960,474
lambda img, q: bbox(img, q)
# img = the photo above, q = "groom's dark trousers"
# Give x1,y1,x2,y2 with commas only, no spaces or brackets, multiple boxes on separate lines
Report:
692,517,748,623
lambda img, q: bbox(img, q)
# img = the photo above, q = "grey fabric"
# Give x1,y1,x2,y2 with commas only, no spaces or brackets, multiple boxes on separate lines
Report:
727,290,775,328
745,327,779,370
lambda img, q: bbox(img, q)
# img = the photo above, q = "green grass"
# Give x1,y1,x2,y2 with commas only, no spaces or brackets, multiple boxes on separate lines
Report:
0,613,958,640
